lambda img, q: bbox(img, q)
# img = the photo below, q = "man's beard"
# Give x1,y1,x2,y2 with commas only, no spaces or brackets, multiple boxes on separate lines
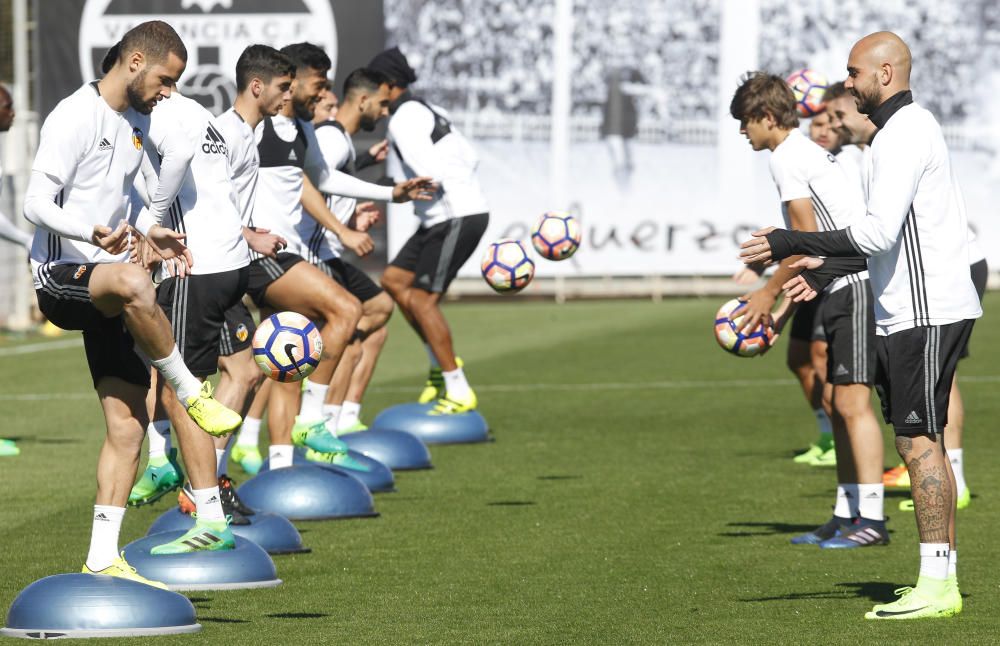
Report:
853,81,881,115
126,71,153,114
292,96,314,121
360,114,377,132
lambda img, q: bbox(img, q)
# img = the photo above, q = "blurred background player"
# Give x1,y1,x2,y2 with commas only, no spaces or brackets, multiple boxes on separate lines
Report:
730,72,886,548
0,82,30,457
313,81,338,122
369,46,490,415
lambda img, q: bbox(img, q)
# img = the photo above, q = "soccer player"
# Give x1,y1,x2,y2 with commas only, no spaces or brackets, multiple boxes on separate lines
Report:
0,83,30,457
313,82,338,122
244,42,432,469
369,47,490,414
730,72,886,549
808,108,840,153
304,67,397,433
23,20,240,586
740,32,981,619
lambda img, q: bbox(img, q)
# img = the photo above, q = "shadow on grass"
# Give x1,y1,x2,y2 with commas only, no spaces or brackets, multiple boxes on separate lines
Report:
266,612,330,619
4,436,84,444
199,617,250,624
741,581,905,603
487,501,536,506
718,521,821,537
537,475,582,481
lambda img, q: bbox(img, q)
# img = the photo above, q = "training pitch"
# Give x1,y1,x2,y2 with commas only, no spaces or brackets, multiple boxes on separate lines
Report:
1,297,998,644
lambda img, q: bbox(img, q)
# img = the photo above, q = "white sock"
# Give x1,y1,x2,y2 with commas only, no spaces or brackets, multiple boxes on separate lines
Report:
338,401,361,430
147,420,171,460
918,543,950,581
85,505,125,572
192,486,225,522
269,444,294,470
322,404,342,430
425,344,440,368
149,346,202,404
299,378,329,421
443,367,471,399
815,408,832,437
215,448,227,477
858,483,884,521
948,549,957,578
949,448,967,494
834,484,859,518
237,417,261,448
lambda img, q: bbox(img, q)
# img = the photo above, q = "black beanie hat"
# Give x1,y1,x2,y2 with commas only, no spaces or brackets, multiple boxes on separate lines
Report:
368,46,417,87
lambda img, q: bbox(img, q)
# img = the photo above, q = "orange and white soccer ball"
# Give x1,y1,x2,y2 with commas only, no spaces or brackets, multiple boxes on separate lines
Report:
786,69,829,117
714,299,776,357
481,238,535,293
252,311,323,382
531,211,582,261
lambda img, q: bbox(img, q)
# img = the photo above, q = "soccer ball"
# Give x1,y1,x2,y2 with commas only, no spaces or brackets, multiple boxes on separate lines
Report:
714,299,776,357
785,69,828,117
531,211,582,261
252,311,323,382
481,238,535,293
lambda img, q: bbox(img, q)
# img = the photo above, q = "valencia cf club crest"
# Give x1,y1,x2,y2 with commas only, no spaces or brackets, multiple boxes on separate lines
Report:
78,0,338,116
74,265,88,280
131,127,143,150
235,323,249,343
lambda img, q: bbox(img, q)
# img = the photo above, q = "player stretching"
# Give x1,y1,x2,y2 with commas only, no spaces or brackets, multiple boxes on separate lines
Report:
23,21,240,587
304,67,396,434
741,32,980,619
369,47,490,414
731,73,886,549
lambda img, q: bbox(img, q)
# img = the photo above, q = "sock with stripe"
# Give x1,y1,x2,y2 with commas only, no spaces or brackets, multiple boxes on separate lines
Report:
299,379,328,421
857,483,884,521
85,505,125,572
322,404,342,429
269,444,294,470
150,347,203,404
191,486,226,522
918,543,950,582
833,484,859,519
147,420,171,463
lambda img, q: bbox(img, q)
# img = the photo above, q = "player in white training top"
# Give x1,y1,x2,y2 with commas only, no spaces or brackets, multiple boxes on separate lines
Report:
22,21,240,588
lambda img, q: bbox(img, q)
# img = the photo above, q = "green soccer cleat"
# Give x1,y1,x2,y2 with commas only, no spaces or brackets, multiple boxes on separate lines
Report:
291,416,349,454
337,421,369,435
83,553,167,589
418,357,464,404
0,438,20,457
150,517,235,555
231,444,263,476
128,449,183,507
808,447,837,468
793,433,833,464
304,447,370,473
185,381,243,437
900,487,970,512
865,577,961,620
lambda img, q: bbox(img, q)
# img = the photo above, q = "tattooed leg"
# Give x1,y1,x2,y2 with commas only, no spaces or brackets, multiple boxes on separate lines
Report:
895,433,953,545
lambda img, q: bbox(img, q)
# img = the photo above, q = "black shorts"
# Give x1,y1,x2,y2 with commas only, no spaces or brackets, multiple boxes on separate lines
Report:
789,292,826,342
156,268,249,377
246,253,304,306
874,319,975,435
390,213,489,294
958,259,988,360
822,281,876,385
315,257,383,303
219,301,256,357
35,263,150,389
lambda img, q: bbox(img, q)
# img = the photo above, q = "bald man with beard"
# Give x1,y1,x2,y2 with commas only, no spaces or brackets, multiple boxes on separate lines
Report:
739,31,980,620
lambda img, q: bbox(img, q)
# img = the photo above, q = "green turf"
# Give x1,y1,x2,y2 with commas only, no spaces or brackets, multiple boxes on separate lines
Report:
1,296,998,644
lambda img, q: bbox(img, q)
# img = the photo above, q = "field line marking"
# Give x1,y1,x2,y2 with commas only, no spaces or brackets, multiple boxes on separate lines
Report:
0,337,83,357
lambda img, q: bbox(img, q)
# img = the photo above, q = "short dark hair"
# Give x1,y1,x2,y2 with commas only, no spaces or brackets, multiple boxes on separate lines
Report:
823,81,849,103
729,71,799,129
118,20,187,67
342,68,389,99
279,43,331,74
235,44,296,92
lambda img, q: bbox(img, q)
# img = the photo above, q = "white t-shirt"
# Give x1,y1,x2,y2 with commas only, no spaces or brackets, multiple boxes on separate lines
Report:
214,108,260,230
309,121,356,261
769,129,868,292
28,82,149,289
141,94,248,279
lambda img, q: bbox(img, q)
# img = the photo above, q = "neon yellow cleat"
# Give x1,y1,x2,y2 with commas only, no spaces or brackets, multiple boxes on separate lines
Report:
231,444,263,475
0,438,20,457
83,553,167,589
430,388,478,415
808,447,836,468
865,578,961,620
418,357,464,404
185,382,242,437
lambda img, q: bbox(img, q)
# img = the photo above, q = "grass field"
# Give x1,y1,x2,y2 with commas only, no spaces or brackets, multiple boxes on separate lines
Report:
1,295,998,644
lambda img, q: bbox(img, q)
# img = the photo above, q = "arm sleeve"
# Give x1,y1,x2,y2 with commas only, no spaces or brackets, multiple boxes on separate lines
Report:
355,150,378,171
387,104,441,179
22,170,93,242
0,209,31,248
128,185,155,236
800,257,869,292
304,124,393,200
144,120,195,225
764,228,864,261
844,129,924,256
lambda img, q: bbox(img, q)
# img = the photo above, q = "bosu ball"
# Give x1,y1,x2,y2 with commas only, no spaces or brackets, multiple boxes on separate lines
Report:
1,573,200,639
237,464,378,521
123,533,281,591
259,448,396,493
148,508,310,555
341,429,433,471
371,402,490,444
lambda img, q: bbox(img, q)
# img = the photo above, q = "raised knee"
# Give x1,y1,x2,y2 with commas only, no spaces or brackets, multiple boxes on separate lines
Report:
118,265,155,304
